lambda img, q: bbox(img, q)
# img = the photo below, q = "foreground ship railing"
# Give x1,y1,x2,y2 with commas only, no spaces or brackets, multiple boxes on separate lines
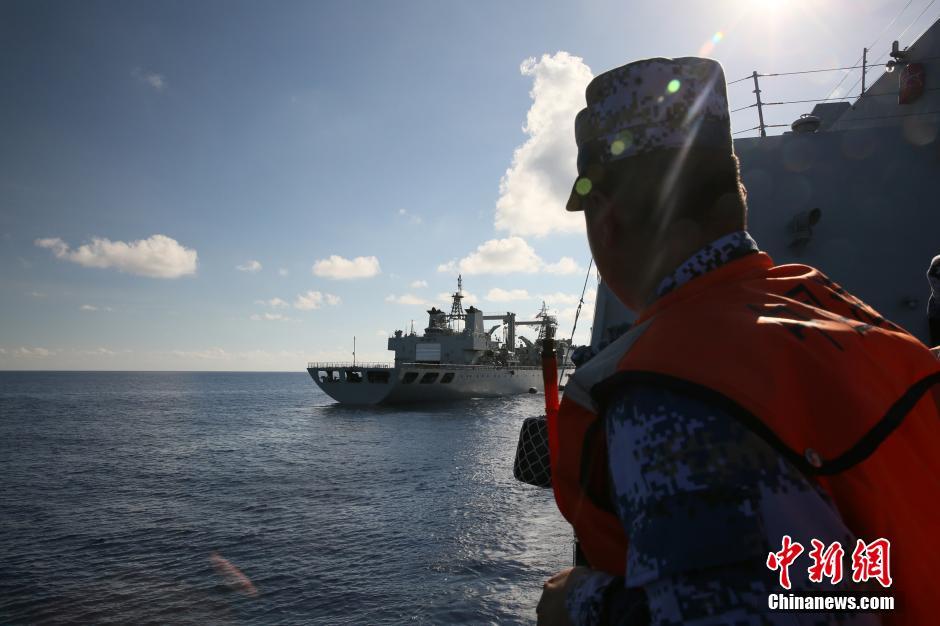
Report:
307,361,546,371
307,362,392,369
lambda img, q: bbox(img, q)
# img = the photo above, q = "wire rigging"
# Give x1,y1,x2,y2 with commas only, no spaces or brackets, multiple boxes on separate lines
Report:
557,259,594,386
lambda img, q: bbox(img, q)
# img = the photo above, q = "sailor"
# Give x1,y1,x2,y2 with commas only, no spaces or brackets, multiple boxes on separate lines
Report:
537,57,940,625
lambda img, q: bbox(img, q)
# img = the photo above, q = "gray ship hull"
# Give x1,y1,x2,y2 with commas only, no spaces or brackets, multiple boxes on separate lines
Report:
307,363,545,405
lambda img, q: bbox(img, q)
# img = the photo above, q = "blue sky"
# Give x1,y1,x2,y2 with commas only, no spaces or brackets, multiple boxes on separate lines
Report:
2,0,937,370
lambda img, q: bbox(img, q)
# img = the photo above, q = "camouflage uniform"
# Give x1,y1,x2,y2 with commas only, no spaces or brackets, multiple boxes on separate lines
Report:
565,232,879,626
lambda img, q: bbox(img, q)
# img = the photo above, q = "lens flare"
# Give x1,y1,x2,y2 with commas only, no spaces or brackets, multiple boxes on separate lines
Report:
667,79,681,94
575,178,592,196
698,31,725,56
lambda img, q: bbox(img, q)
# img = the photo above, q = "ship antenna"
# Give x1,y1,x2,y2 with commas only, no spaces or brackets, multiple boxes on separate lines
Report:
449,274,466,331
353,335,356,367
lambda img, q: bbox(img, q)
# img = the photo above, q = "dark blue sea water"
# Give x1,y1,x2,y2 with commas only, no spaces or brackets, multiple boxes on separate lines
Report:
0,372,571,625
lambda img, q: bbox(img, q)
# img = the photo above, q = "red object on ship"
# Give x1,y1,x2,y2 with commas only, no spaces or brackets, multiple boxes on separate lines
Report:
540,337,559,420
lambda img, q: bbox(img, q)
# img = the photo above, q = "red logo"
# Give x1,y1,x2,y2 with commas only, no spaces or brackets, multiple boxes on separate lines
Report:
767,537,892,588
766,535,804,589
851,538,893,588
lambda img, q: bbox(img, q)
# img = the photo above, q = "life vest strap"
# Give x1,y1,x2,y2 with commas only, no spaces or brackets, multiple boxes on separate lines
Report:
591,370,940,477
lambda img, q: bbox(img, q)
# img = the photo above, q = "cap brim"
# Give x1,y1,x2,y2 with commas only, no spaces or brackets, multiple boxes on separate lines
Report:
565,179,584,212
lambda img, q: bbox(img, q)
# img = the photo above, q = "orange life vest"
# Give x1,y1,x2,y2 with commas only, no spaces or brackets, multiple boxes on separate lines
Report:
548,252,940,624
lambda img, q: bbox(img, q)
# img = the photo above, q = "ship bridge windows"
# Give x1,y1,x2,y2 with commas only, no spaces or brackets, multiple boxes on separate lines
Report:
402,372,419,384
420,373,439,384
440,373,455,384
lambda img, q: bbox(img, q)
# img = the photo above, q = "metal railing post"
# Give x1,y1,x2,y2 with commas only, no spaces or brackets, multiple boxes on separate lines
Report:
752,71,767,138
861,47,868,96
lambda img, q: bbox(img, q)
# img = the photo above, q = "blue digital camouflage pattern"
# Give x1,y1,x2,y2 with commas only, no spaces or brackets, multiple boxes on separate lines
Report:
654,231,759,298
566,386,879,626
573,57,733,172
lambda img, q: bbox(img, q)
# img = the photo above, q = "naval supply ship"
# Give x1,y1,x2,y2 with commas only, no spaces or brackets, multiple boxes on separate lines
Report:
307,277,573,405
590,18,940,349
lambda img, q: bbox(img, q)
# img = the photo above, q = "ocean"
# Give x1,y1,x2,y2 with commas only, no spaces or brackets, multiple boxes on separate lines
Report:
0,372,571,625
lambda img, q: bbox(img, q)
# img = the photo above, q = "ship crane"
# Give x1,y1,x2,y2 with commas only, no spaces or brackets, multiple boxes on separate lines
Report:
483,302,557,352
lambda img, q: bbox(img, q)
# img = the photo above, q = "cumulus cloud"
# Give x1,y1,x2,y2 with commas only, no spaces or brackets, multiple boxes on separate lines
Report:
278,268,289,277
486,288,532,302
438,237,582,276
255,297,289,308
436,291,478,306
410,280,428,289
312,255,380,279
35,235,197,278
132,67,167,91
386,293,430,306
250,312,292,322
294,290,341,310
544,256,582,275
237,260,262,273
495,52,593,237
539,289,596,307
438,237,541,274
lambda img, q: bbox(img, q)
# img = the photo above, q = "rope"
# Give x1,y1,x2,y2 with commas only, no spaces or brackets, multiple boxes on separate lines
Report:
558,259,594,386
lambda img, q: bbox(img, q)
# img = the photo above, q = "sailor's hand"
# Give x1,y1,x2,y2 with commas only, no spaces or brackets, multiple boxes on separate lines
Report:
536,566,589,626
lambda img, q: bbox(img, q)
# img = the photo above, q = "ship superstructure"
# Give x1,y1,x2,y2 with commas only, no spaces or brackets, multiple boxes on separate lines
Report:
308,277,571,404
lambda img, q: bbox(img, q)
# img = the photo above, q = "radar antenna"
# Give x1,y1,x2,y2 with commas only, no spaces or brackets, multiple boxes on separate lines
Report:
535,301,557,342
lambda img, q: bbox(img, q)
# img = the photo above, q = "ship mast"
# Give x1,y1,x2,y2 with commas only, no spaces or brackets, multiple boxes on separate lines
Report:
449,274,466,332
535,301,556,342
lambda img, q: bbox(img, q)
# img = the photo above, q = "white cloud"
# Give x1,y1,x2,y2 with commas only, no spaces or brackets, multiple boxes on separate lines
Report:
436,291,478,306
495,52,593,237
80,304,97,311
250,313,292,322
376,329,389,337
255,297,289,308
15,346,52,357
386,293,430,306
278,268,289,277
410,280,428,289
237,260,262,273
539,289,596,307
544,256,582,275
486,287,532,302
438,237,541,275
438,237,581,276
397,208,423,225
132,67,167,91
294,290,341,310
312,255,380,279
29,291,45,298
35,235,197,279
171,347,229,360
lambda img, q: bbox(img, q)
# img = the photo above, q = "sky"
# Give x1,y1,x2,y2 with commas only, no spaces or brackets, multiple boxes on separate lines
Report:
2,0,938,370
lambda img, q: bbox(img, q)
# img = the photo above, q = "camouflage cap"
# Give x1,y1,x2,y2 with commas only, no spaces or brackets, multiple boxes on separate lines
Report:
566,57,733,211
